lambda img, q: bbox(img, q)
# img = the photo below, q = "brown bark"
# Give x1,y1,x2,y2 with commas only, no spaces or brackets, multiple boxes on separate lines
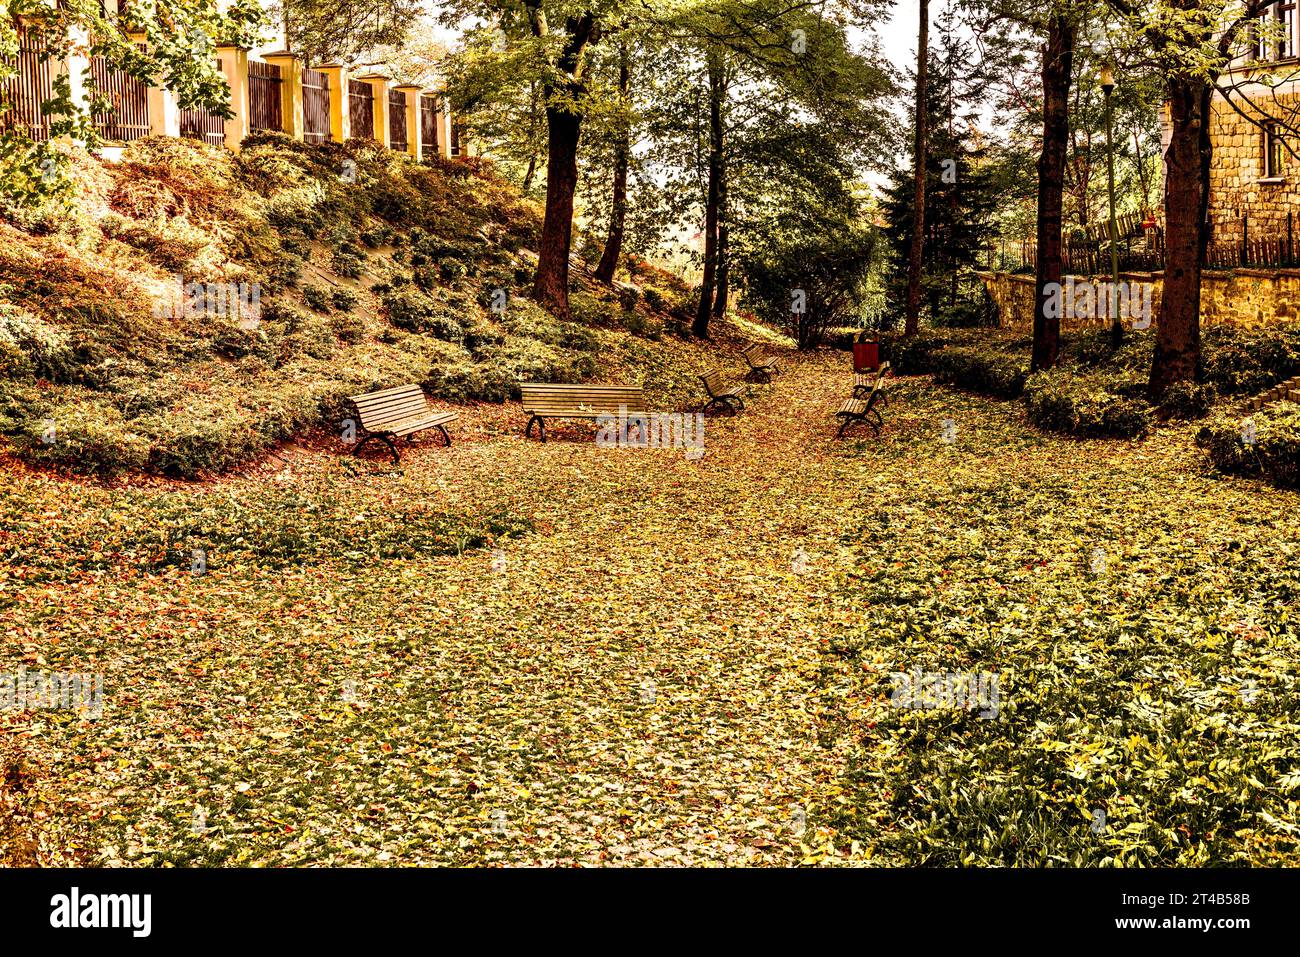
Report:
595,47,631,285
528,6,597,320
1031,14,1074,373
712,165,729,322
1151,73,1206,397
694,50,724,338
903,0,929,336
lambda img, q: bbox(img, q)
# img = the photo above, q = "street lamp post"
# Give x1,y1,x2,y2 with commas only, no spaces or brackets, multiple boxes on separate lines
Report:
1101,63,1122,346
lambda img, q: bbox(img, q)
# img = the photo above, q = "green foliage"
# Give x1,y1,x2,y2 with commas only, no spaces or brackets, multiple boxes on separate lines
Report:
822,384,1300,864
741,210,878,350
929,345,1030,399
880,26,1000,326
1202,323,1300,397
1024,369,1153,440
1160,380,1217,420
1,0,265,205
1198,404,1300,489
382,287,464,341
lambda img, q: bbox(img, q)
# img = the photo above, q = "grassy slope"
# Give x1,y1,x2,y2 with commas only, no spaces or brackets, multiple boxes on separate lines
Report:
0,133,733,479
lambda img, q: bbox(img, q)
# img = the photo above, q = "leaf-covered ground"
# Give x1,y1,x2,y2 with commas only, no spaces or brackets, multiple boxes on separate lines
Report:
3,350,1299,865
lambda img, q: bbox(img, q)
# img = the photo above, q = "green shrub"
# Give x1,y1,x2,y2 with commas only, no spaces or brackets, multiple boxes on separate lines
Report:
382,288,464,341
1202,324,1300,396
331,287,358,312
569,291,620,327
1025,369,1152,439
0,305,75,381
1197,404,1300,488
929,345,1029,398
327,309,365,344
882,332,949,374
1160,380,1217,420
622,310,663,341
302,285,332,312
5,397,150,476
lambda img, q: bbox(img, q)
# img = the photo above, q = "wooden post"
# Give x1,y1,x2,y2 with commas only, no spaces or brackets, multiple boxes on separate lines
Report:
217,45,251,151
357,74,390,147
314,63,349,142
262,51,305,140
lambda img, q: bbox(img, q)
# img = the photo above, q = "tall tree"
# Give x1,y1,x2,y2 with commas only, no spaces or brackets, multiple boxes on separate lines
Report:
1105,0,1273,395
693,46,726,336
526,2,600,319
1031,12,1074,371
594,40,632,283
904,0,930,336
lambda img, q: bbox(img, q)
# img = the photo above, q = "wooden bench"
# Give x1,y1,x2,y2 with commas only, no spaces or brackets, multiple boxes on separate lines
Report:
347,383,456,463
520,382,645,442
852,361,891,405
741,343,782,382
836,378,887,438
699,368,746,415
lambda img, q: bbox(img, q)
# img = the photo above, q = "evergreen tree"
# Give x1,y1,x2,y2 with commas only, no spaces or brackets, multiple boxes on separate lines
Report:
882,21,1000,327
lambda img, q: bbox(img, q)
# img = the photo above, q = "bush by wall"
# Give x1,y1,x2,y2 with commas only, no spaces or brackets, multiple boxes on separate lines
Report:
1197,404,1300,489
1024,369,1153,439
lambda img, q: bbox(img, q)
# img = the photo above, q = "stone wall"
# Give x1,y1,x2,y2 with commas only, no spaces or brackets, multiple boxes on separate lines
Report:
1207,86,1300,237
978,268,1300,331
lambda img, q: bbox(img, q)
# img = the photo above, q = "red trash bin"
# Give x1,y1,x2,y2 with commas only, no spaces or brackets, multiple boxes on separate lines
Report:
853,340,879,373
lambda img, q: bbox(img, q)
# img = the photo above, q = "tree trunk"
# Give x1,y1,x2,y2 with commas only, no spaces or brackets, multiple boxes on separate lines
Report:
712,170,729,322
522,154,537,193
595,48,631,285
693,50,724,338
532,106,583,319
904,0,929,336
1031,14,1074,372
528,9,597,320
1151,73,1206,397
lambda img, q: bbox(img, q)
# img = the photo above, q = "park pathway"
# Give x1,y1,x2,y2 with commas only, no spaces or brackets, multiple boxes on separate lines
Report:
399,350,884,864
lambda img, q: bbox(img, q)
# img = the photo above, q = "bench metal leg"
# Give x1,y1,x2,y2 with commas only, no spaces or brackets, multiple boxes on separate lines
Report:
356,431,402,463
525,416,547,442
437,425,452,447
701,398,733,416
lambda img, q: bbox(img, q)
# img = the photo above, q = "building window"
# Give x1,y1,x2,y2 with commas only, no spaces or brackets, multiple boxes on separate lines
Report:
1258,1,1298,61
1265,122,1288,178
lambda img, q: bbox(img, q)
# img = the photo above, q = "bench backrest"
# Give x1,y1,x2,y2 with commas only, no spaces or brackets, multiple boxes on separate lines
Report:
700,369,728,397
742,344,767,363
520,383,646,415
349,384,429,431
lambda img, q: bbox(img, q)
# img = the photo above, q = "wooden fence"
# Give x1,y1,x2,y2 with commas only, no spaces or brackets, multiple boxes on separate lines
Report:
0,23,52,141
248,60,282,133
388,88,407,152
179,59,226,147
348,79,373,140
420,94,439,161
3,34,459,157
90,52,150,141
302,67,330,144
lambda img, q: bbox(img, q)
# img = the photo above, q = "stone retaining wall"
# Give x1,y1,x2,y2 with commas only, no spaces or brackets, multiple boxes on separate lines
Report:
978,269,1300,331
